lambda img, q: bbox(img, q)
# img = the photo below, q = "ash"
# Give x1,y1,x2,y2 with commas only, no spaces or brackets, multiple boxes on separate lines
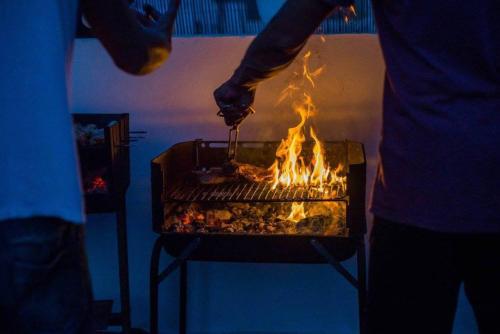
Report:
163,201,347,236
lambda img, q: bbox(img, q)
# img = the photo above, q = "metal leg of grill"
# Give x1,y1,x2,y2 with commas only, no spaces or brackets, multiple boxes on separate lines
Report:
116,194,131,334
356,237,368,334
310,238,367,334
150,237,201,334
150,236,164,334
180,263,188,334
310,239,359,289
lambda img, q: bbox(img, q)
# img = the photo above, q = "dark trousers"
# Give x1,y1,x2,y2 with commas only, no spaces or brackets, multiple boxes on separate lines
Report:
368,217,500,334
0,217,94,334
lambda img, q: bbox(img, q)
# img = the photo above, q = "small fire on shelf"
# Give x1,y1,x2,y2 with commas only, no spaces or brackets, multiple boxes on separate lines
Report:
85,175,109,194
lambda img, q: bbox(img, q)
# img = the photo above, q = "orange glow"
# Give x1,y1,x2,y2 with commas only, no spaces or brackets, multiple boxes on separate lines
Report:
343,5,357,23
269,51,345,192
88,176,108,193
268,50,346,221
287,202,306,223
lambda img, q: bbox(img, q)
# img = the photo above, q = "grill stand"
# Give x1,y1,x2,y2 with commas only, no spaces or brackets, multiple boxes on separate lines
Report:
149,236,367,334
89,193,148,334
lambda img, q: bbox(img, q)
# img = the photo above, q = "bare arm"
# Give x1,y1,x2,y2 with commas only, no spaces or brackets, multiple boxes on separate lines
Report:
81,0,180,75
230,0,338,88
214,0,352,126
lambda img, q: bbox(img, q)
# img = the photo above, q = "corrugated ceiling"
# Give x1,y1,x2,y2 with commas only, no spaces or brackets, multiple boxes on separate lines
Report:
131,0,376,36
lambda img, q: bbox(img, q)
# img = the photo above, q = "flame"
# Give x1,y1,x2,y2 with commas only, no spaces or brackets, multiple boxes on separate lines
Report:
270,93,312,189
343,5,357,23
302,51,324,88
287,202,306,223
269,51,345,194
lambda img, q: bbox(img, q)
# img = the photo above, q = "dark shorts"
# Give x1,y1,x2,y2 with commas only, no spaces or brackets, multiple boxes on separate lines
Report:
0,217,93,334
368,217,500,334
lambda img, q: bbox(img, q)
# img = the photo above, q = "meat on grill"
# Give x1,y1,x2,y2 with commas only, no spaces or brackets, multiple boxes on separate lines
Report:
192,161,274,185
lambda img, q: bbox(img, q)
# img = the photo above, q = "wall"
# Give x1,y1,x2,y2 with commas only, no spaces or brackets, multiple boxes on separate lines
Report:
72,35,477,333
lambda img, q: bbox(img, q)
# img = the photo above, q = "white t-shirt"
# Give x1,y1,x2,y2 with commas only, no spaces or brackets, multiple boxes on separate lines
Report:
0,1,84,224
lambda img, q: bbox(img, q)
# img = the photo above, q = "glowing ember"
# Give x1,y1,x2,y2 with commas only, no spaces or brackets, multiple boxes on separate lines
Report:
164,202,347,236
86,176,108,194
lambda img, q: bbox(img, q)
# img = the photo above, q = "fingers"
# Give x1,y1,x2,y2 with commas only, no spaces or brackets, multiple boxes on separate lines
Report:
221,108,253,127
131,8,152,27
143,4,161,21
217,104,254,127
158,0,181,37
214,80,256,126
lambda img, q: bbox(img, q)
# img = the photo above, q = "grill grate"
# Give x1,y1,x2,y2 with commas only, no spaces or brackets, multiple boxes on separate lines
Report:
166,182,346,203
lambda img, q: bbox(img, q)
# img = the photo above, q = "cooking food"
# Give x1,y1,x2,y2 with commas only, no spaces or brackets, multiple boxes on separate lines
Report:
193,160,274,185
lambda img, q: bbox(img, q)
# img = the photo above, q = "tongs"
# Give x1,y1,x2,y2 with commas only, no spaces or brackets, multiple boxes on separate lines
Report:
217,104,254,162
227,125,240,161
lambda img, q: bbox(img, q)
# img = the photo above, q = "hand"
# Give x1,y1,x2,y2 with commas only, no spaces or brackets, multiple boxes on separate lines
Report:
214,80,256,127
132,0,181,52
82,0,182,75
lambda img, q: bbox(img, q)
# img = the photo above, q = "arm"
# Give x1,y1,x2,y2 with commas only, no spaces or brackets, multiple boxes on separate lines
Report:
81,0,180,75
230,0,339,88
214,0,351,125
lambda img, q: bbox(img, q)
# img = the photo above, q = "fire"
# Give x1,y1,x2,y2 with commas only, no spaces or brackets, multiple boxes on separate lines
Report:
343,5,357,23
86,176,108,193
268,50,346,222
287,202,306,223
269,51,344,192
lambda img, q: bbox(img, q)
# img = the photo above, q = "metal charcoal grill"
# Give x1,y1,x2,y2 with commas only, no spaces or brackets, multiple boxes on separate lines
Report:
150,140,368,334
73,113,147,333
73,113,131,213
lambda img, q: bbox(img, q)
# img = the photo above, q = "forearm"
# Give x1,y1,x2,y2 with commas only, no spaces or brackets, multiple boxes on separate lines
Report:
229,0,336,88
81,0,170,75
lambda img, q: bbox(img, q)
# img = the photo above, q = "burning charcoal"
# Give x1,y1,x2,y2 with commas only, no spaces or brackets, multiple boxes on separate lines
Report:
231,203,251,210
179,214,191,225
163,199,346,236
266,225,276,233
184,224,195,233
210,210,232,221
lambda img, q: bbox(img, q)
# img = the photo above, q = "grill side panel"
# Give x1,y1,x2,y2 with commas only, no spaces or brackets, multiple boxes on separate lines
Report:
151,141,197,233
346,142,367,236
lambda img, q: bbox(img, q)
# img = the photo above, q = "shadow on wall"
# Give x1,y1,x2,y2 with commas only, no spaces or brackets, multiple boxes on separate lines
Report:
71,35,477,334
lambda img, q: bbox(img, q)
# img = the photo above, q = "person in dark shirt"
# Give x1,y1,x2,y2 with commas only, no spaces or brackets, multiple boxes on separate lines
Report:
214,0,500,333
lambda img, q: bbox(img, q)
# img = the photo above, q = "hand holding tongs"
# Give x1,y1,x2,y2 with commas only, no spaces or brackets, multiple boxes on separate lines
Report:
217,104,255,162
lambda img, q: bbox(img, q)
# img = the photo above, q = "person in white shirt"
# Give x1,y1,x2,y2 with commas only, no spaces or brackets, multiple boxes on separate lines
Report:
0,1,179,332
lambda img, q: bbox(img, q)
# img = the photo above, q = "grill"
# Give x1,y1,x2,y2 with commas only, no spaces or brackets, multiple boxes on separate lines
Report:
73,113,146,333
151,140,366,259
168,182,345,202
72,113,131,213
150,139,368,334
